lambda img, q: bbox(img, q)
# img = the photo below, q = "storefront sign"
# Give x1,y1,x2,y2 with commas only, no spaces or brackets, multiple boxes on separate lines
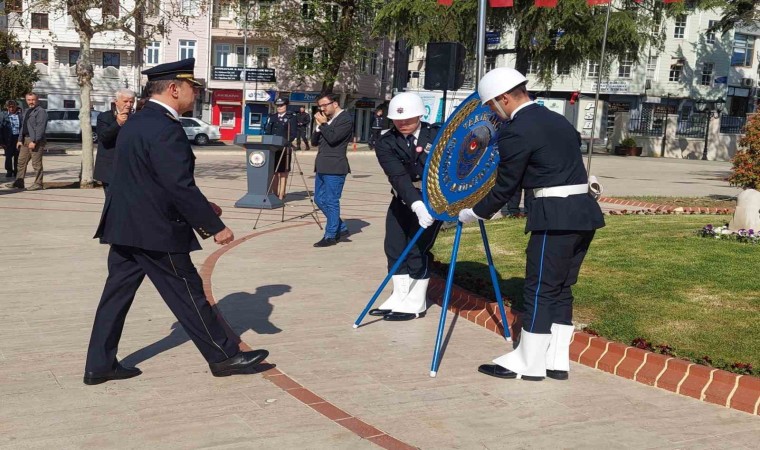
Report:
535,97,566,115
576,99,604,139
592,80,631,93
213,89,243,103
289,92,321,103
244,89,276,102
354,98,376,109
608,101,631,113
486,32,500,45
211,66,276,82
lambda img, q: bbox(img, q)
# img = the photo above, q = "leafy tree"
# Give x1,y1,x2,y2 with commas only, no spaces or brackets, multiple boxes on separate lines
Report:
728,114,760,190
373,0,722,89
0,31,39,103
15,1,202,188
715,0,758,31
246,0,378,93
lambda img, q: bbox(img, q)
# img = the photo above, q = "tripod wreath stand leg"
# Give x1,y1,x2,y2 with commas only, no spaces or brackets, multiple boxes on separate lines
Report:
478,220,512,342
430,221,463,377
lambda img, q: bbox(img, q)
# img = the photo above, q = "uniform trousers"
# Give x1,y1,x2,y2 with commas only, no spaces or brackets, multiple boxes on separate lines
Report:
521,230,595,334
85,244,239,373
296,127,310,150
385,196,442,279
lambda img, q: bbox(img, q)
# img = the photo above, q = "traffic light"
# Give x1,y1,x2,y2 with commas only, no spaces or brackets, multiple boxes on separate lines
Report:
569,91,580,105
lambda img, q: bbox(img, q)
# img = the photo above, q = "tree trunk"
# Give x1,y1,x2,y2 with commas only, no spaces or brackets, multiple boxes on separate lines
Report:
77,33,95,188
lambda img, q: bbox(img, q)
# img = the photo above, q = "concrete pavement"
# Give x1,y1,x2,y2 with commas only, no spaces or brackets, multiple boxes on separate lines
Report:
0,152,756,449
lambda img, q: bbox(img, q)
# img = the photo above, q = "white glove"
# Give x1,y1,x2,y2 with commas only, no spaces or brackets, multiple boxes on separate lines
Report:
411,201,435,229
588,175,603,201
458,208,483,224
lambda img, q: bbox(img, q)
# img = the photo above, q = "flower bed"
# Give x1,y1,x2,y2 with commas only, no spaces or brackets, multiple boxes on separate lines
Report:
697,224,760,244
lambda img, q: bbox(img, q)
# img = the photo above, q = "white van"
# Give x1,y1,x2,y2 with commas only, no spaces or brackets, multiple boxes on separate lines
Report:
45,109,100,142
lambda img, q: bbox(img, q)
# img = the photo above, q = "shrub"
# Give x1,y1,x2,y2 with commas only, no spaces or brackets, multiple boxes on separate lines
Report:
728,113,760,189
621,137,637,147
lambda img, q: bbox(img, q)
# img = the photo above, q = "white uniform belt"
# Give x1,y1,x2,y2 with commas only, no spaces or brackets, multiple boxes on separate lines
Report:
533,183,588,198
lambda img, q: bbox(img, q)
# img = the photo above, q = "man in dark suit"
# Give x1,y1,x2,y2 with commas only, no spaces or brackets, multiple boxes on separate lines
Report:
84,58,268,385
459,68,604,382
370,92,441,321
311,93,354,247
94,88,135,195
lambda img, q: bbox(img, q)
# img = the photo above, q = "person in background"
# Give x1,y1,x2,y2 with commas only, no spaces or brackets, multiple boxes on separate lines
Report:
264,98,297,199
368,108,386,151
1,100,22,179
94,88,136,195
295,105,311,151
5,92,47,190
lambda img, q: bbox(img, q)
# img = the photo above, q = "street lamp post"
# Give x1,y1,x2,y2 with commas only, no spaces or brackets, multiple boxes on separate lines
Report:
241,2,255,136
694,98,725,161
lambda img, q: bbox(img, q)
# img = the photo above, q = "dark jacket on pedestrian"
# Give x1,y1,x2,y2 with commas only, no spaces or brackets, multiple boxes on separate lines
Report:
296,111,311,129
19,106,47,144
0,110,22,145
472,103,604,232
93,110,121,184
375,122,438,206
94,101,224,253
312,110,353,175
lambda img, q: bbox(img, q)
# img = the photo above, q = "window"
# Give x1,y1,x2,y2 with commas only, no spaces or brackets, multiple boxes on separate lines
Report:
255,46,270,68
701,62,714,86
68,50,80,66
669,60,683,82
31,48,48,64
31,13,49,29
485,55,496,72
103,52,121,68
63,99,76,108
301,1,314,20
617,55,633,79
218,0,231,17
370,52,378,75
48,111,65,120
8,47,22,61
179,40,196,60
326,3,340,22
526,59,538,75
674,15,686,39
146,0,160,16
297,46,315,70
145,41,160,65
556,62,571,76
586,60,599,78
215,44,231,66
706,20,717,44
181,0,200,16
359,51,369,74
381,58,388,81
102,0,120,18
732,33,754,67
6,0,21,12
257,0,274,19
236,45,247,67
220,111,235,128
646,56,657,80
180,118,197,128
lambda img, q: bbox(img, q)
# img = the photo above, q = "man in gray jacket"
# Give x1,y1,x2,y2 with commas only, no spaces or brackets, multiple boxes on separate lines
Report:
6,92,47,190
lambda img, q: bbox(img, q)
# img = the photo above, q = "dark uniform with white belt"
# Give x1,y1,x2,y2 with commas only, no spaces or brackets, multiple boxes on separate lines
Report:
460,67,604,381
84,58,268,385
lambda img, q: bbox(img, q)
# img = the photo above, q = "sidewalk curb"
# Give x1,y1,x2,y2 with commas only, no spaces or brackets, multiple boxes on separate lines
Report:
599,197,735,214
427,277,760,416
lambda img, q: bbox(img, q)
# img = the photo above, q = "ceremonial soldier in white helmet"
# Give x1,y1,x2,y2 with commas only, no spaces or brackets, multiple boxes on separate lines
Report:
370,92,442,321
459,68,604,381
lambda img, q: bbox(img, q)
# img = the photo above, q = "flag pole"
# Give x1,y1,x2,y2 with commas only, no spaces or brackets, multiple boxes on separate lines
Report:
475,0,488,88
586,2,612,175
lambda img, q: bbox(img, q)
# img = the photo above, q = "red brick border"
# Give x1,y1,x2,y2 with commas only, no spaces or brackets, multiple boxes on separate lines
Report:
428,277,759,416
598,197,734,214
200,223,419,450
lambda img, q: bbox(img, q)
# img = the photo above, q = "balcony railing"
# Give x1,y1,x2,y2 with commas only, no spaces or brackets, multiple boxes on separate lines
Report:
720,115,747,134
211,66,275,82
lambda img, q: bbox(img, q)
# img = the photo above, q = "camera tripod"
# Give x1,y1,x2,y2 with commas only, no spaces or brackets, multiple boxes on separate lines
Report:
252,145,322,230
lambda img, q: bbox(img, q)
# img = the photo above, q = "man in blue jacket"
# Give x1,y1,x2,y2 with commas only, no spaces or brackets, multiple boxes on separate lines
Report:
84,59,268,385
459,68,604,382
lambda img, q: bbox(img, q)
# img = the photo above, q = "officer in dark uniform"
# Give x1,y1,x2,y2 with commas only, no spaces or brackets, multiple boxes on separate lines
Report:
295,105,311,150
83,58,268,385
371,92,442,322
459,68,604,381
265,97,297,198
368,108,386,151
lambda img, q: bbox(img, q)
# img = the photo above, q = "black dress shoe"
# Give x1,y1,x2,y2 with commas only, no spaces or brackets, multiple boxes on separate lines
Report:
83,364,142,385
369,308,390,316
477,364,544,381
209,349,269,377
338,229,350,241
383,311,425,321
546,369,569,380
313,237,338,247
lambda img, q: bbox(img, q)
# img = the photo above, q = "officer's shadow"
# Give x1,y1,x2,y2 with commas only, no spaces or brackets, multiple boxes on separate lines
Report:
121,285,289,367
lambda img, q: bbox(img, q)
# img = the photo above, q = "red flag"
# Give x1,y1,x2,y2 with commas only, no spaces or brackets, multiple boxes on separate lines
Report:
489,0,514,6
437,0,453,5
535,0,558,7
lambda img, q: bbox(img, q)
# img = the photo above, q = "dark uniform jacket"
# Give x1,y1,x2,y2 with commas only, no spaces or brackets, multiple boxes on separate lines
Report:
94,101,224,253
472,103,604,232
265,112,297,144
93,110,120,184
371,115,386,130
375,122,439,207
296,111,311,129
312,110,353,175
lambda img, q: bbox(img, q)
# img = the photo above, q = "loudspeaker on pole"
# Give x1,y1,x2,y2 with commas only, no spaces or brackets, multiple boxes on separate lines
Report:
424,42,466,91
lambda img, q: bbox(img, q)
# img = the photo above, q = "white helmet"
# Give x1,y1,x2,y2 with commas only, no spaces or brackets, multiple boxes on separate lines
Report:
387,92,426,120
477,67,528,104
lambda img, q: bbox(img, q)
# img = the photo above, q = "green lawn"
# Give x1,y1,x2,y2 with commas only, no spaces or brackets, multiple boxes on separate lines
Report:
433,215,760,372
611,196,737,209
